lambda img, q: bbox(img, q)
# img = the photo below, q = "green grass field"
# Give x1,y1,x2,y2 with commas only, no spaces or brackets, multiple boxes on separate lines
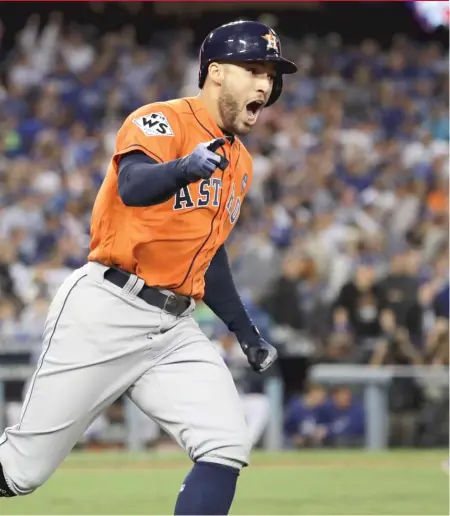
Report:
1,450,448,515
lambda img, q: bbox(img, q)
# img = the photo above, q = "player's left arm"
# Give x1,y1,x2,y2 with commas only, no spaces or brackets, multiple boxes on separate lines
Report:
203,244,278,373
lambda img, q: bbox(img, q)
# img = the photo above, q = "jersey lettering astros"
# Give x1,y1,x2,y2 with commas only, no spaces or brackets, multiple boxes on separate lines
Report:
88,97,253,299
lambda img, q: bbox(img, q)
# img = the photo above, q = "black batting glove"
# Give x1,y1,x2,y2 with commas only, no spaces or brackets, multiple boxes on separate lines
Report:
239,326,278,373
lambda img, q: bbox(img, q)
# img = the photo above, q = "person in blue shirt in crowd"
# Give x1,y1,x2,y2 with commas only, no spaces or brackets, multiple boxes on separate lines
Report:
321,386,365,447
284,383,330,448
284,384,365,448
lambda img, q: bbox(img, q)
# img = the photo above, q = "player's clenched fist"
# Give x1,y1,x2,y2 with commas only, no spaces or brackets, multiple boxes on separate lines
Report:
181,138,229,182
239,326,278,373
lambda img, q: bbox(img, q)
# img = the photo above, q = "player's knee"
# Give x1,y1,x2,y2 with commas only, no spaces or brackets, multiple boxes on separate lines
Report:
8,465,52,495
194,426,253,471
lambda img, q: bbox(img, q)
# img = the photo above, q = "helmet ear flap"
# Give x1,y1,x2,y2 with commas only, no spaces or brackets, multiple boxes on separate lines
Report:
265,75,282,107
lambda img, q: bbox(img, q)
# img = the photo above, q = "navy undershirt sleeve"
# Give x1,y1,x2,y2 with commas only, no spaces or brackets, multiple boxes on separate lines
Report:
203,245,257,345
118,151,190,206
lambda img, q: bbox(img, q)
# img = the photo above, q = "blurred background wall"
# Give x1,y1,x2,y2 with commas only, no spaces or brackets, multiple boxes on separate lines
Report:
0,1,448,451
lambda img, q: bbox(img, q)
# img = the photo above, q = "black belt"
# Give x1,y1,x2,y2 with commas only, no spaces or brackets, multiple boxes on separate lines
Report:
104,268,191,316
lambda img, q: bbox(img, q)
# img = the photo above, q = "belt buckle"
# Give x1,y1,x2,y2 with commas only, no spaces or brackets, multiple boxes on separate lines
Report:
163,294,178,314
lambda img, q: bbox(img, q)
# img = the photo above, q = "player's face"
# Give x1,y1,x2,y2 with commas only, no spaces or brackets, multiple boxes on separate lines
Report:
218,62,275,135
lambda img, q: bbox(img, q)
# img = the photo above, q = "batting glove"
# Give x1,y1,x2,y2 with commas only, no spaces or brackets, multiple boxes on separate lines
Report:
182,138,229,182
239,326,278,373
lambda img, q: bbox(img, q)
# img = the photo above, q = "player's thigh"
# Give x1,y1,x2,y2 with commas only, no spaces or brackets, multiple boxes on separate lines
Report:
129,320,251,468
0,268,153,490
17,270,152,433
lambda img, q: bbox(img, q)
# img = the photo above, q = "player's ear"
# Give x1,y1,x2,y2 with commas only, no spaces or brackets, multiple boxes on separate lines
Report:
208,62,224,86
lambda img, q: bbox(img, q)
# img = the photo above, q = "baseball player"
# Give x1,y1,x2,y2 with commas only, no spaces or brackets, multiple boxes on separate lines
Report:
0,21,297,514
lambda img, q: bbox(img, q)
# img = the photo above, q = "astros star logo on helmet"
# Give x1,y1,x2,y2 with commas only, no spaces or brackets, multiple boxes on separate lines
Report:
262,30,279,53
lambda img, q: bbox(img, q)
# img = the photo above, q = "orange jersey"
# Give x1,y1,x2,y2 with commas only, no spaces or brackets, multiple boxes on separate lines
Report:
88,96,253,299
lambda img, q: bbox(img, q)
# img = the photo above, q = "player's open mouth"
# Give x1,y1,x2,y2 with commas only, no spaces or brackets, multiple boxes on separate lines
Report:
246,100,264,122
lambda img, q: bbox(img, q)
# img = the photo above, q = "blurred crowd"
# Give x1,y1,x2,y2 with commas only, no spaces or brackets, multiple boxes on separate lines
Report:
0,12,448,447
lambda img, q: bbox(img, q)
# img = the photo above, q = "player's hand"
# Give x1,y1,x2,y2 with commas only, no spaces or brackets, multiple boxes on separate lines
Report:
239,327,278,373
182,138,229,182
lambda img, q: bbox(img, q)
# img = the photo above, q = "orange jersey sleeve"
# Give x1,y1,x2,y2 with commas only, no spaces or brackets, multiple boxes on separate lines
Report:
114,103,186,164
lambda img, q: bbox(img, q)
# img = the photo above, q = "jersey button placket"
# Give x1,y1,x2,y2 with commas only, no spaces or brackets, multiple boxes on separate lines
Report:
217,151,234,240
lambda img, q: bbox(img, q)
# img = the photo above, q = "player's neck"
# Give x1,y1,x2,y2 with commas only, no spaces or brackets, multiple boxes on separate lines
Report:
196,90,228,136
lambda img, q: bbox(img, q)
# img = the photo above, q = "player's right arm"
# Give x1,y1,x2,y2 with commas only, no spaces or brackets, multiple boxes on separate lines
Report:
115,106,228,207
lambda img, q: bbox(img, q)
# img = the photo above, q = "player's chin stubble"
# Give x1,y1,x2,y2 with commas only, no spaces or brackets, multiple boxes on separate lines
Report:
218,88,250,136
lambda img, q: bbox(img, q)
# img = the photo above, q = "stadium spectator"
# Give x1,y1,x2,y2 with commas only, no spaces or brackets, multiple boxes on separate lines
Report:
321,386,365,448
377,248,424,345
284,383,329,448
332,263,384,359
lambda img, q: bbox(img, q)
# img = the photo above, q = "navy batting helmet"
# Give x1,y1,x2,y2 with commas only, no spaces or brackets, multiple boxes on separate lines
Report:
198,21,297,107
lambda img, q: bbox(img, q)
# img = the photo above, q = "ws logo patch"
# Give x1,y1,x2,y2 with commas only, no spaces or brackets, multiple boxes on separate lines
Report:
173,178,242,224
133,113,174,136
